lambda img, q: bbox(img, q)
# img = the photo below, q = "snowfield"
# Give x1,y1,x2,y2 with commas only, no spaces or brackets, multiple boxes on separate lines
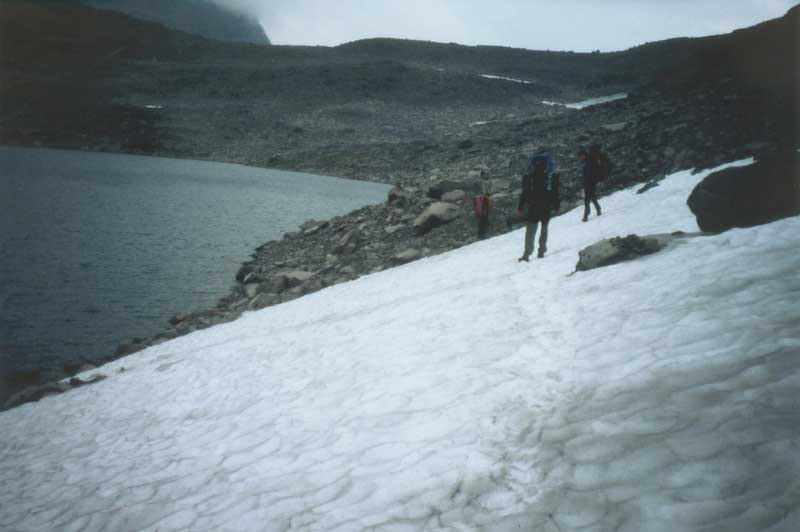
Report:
1,160,799,532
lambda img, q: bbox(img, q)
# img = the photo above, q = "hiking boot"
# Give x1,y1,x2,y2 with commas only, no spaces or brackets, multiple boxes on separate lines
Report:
582,216,588,222
597,207,602,216
537,249,546,258
518,256,530,262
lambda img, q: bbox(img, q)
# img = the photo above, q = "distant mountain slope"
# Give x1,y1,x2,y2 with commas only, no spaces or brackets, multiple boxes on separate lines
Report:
82,0,270,44
1,1,796,183
24,0,271,44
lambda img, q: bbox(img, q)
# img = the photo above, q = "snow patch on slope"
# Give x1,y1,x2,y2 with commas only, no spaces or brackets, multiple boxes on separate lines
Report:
480,74,533,84
1,159,799,532
543,92,629,109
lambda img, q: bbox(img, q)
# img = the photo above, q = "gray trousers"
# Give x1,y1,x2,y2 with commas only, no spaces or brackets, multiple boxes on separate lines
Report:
523,220,549,258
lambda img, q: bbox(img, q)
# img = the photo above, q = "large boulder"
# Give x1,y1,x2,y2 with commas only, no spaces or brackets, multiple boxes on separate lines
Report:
576,234,663,272
687,152,800,233
413,202,461,235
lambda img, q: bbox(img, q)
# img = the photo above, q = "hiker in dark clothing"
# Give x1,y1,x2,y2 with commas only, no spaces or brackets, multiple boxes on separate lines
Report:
580,148,602,222
472,193,493,239
582,144,612,221
515,149,560,261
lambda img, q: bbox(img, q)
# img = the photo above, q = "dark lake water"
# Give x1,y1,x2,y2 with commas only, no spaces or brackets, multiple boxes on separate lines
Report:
0,146,390,389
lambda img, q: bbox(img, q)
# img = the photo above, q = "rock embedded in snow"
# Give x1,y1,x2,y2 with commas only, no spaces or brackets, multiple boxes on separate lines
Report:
687,152,800,233
576,234,663,271
413,202,461,235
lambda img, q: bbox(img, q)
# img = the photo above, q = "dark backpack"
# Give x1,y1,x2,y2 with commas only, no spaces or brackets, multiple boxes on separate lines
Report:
530,155,549,178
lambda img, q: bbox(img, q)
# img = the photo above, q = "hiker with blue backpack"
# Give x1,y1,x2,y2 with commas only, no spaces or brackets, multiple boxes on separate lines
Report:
580,144,612,222
512,148,560,261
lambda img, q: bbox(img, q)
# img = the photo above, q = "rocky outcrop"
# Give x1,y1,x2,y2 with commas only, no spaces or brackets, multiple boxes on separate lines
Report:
687,152,800,233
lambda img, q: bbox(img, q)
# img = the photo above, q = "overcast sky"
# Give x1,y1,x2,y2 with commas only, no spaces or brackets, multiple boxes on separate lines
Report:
214,0,798,51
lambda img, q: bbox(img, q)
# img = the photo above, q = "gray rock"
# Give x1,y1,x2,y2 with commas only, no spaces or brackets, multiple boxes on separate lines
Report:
275,270,314,288
488,178,511,194
302,222,328,236
262,275,289,294
289,277,325,296
601,122,628,132
242,272,261,285
334,228,362,255
576,234,663,271
235,264,258,282
384,224,406,235
299,219,319,231
413,202,461,235
441,189,467,203
248,294,281,310
392,248,422,264
466,170,483,180
243,283,260,299
387,186,414,207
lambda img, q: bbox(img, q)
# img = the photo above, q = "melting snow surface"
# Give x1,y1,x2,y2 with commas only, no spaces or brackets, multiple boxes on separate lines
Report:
543,93,629,109
480,74,533,84
2,159,799,531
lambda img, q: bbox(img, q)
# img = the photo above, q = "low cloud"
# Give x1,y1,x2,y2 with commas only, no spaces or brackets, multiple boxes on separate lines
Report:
210,0,799,51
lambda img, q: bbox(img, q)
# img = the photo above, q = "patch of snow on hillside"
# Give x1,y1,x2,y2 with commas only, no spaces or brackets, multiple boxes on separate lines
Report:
542,93,628,109
566,92,628,109
2,158,799,531
481,74,533,84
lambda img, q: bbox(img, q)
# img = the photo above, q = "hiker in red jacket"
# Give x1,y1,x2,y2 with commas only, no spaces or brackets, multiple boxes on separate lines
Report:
473,193,492,239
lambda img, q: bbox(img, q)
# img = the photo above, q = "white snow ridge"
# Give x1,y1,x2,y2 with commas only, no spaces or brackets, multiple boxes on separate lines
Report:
2,160,799,532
